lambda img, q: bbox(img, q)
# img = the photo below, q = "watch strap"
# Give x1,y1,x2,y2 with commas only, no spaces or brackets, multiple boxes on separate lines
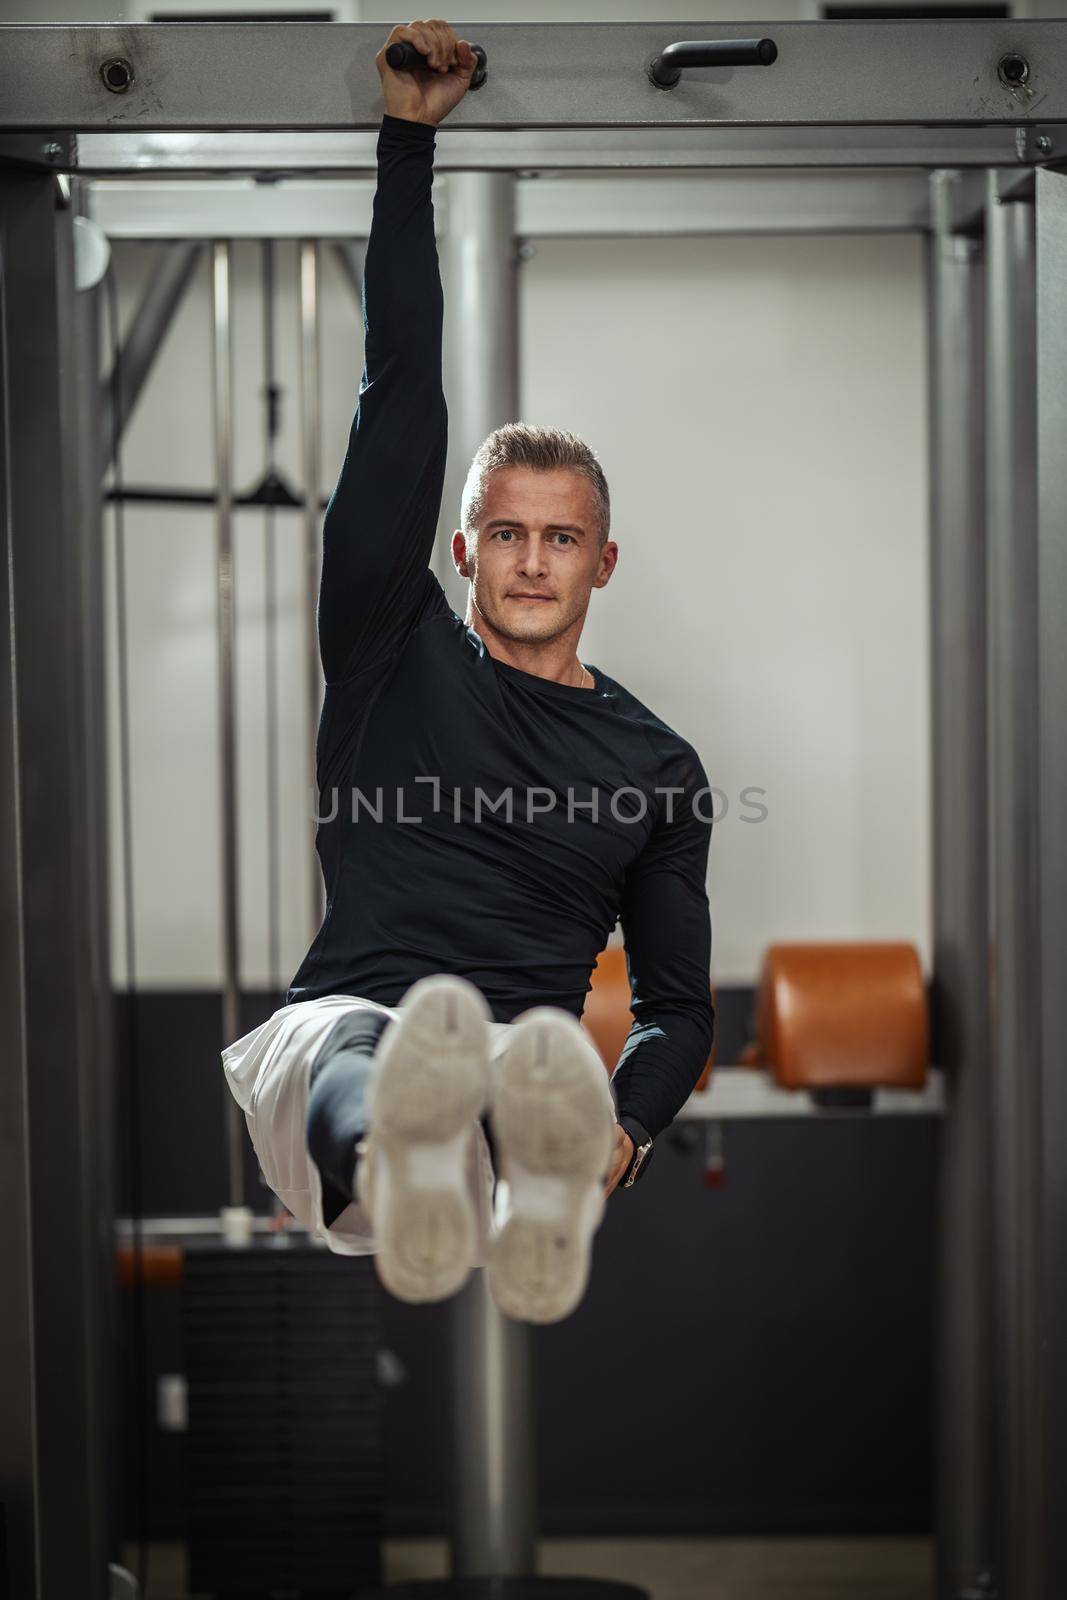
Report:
617,1115,654,1187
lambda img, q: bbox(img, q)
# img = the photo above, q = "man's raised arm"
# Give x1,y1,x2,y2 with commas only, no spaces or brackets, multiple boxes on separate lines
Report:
317,23,479,686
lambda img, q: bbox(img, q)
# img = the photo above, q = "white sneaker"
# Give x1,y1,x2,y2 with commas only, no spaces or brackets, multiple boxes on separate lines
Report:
487,1007,617,1325
356,973,491,1304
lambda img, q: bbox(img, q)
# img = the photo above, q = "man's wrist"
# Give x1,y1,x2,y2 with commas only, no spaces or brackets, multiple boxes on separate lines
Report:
381,111,438,134
617,1115,654,1186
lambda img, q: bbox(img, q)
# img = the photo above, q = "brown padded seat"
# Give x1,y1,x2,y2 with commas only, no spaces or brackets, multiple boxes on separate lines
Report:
743,941,928,1091
582,944,716,1093
117,1244,184,1289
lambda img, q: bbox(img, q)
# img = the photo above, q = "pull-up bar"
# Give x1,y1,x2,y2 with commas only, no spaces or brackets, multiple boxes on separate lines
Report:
0,21,1063,135
648,37,779,88
384,36,781,94
385,38,489,90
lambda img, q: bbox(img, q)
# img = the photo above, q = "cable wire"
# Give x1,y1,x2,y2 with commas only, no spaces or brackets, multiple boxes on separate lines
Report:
261,238,282,993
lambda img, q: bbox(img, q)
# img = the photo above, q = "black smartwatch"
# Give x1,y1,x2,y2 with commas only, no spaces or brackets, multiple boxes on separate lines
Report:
617,1115,654,1187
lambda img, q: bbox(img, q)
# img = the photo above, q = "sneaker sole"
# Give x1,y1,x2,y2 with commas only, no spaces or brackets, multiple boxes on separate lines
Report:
487,1007,616,1325
359,974,491,1305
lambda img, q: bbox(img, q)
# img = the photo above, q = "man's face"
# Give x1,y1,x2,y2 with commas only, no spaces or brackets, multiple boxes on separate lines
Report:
453,466,617,644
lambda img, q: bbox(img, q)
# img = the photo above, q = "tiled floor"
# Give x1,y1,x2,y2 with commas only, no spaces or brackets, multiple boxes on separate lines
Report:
123,1535,934,1599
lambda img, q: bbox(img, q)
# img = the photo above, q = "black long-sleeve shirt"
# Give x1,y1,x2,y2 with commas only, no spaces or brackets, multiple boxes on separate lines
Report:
287,113,715,1140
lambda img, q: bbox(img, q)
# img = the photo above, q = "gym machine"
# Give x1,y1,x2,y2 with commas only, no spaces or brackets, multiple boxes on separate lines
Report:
0,19,1064,1600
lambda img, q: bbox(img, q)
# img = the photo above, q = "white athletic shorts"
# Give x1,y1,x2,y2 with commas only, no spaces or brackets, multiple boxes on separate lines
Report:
222,992,588,1264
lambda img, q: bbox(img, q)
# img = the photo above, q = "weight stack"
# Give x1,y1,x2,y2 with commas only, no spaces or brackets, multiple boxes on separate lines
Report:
182,1244,384,1598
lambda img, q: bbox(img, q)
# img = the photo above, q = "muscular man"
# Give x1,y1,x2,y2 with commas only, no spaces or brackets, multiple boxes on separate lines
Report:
222,19,715,1325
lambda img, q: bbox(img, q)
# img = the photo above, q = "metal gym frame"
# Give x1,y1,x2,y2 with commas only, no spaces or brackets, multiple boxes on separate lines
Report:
0,18,1065,1600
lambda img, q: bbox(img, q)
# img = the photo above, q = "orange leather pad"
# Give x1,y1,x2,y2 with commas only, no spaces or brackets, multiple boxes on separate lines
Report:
751,942,928,1090
583,944,716,1093
117,1244,183,1289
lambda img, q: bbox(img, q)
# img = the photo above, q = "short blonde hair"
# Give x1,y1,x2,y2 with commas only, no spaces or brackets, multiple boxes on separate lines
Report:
461,423,611,547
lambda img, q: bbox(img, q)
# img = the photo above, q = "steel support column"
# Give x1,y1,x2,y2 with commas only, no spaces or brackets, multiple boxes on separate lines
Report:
441,168,538,1582
450,1267,538,1579
72,175,121,1572
211,236,245,1208
927,171,994,1600
439,170,518,618
1035,164,1067,1599
985,170,1042,1600
0,166,110,1600
299,237,325,932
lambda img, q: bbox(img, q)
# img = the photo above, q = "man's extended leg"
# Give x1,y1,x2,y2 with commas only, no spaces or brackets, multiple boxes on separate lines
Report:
486,1007,616,1325
306,1008,393,1228
306,973,494,1304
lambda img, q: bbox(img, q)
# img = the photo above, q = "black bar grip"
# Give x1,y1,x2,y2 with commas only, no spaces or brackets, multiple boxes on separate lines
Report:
648,38,778,90
384,39,488,91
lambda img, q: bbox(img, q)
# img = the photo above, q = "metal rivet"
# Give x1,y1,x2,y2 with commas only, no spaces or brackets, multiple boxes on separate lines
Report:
100,57,134,93
997,53,1030,88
